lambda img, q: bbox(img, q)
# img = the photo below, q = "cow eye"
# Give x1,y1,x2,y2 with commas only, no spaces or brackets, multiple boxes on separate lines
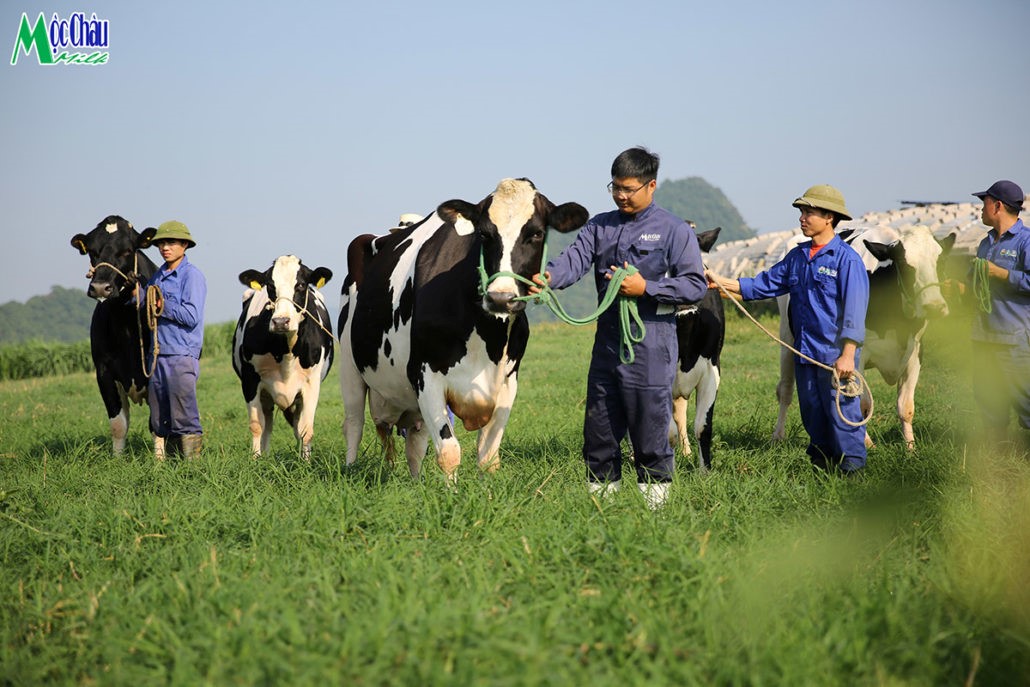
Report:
526,228,545,242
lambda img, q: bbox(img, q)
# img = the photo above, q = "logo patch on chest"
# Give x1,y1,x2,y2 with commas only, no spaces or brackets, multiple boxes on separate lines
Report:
999,248,1018,260
639,233,661,242
817,266,838,278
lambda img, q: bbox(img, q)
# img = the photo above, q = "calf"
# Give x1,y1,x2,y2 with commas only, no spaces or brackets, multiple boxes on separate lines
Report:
232,256,334,459
338,178,588,479
70,216,157,453
670,226,724,470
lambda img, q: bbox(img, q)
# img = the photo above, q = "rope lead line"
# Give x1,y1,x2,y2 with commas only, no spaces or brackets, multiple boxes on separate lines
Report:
711,277,873,428
478,245,646,364
971,257,992,314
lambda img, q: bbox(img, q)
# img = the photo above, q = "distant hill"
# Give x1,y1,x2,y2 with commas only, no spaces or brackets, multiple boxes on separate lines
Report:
0,286,94,344
655,176,755,242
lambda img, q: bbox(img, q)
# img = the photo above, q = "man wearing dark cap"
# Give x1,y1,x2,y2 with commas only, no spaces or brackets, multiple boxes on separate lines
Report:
970,180,1030,440
708,185,870,475
146,220,207,459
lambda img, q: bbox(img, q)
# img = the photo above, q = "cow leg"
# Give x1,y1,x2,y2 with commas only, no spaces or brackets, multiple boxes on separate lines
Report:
248,393,274,456
896,340,922,450
694,365,720,471
340,366,368,467
111,402,129,455
772,298,795,442
404,424,430,478
97,369,129,454
287,392,318,461
670,396,691,457
476,376,518,474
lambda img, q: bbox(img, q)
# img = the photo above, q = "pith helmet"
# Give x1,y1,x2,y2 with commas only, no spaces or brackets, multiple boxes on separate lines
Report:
792,185,852,221
152,220,196,247
389,213,424,233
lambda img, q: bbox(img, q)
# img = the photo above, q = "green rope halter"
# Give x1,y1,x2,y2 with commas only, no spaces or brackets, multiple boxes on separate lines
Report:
971,257,993,314
477,245,646,364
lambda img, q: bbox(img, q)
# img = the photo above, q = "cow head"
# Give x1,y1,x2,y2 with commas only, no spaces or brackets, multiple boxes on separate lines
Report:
863,227,956,319
239,256,333,334
436,178,588,315
70,216,157,301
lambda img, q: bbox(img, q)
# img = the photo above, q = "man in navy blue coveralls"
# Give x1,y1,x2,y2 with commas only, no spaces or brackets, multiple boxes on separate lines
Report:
970,180,1030,445
532,148,707,509
708,185,870,475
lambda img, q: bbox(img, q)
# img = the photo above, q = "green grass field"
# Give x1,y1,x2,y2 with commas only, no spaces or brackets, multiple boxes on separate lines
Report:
1,312,1028,686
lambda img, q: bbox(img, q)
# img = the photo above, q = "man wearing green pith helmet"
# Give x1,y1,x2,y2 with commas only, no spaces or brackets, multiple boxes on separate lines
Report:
145,220,207,459
708,185,870,476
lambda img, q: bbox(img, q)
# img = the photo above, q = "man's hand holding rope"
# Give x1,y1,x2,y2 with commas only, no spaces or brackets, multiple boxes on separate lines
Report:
608,262,646,296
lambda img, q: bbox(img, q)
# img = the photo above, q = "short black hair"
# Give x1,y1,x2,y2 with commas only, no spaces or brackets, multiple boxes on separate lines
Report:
611,147,659,183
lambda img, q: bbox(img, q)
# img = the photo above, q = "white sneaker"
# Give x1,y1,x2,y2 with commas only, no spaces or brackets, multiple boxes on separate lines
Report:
638,482,670,510
588,480,621,498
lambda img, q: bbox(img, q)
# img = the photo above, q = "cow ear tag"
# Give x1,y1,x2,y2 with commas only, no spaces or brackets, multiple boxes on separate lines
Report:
453,215,474,236
315,277,326,289
250,281,263,290
75,240,87,254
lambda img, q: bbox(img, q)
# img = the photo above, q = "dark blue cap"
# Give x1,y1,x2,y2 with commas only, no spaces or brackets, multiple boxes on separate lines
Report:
973,180,1024,210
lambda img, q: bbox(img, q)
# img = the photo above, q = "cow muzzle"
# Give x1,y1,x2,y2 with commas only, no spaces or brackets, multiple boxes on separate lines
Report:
486,289,525,314
88,280,114,300
270,315,296,333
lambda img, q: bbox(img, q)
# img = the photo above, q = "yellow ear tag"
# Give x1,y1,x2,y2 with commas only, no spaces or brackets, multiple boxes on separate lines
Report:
250,281,263,290
315,278,326,289
76,241,87,253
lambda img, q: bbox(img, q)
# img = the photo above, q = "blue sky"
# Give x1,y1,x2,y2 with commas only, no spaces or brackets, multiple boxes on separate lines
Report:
3,0,1028,323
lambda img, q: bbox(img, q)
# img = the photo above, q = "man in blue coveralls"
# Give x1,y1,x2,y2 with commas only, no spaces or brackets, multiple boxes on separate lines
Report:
146,220,207,460
531,147,708,509
970,180,1030,446
708,185,870,475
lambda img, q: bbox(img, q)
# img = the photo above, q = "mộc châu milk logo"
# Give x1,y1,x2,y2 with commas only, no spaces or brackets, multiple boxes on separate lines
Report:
10,11,109,65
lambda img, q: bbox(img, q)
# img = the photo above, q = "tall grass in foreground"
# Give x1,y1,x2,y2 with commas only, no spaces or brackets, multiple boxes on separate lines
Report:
1,314,1028,686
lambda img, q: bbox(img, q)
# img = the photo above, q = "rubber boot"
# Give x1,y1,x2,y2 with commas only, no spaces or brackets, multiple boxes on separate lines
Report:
181,434,203,460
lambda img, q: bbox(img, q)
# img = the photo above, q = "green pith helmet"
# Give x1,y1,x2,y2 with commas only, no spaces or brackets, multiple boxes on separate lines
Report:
791,184,852,221
152,220,196,248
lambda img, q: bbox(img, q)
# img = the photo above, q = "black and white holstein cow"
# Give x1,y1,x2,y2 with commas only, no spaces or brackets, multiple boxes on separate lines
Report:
670,226,724,471
232,256,334,459
70,216,158,454
772,224,956,449
338,178,588,480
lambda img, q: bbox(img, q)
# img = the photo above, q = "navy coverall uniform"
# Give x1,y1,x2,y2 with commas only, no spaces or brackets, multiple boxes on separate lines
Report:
545,203,707,484
740,234,870,471
972,218,1030,430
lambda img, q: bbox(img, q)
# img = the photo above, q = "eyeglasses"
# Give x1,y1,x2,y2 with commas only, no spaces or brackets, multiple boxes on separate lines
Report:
607,180,650,198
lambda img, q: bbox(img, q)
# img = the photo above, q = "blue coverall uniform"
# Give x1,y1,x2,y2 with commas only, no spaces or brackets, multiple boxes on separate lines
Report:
147,254,206,438
972,219,1030,430
739,234,870,471
545,203,707,484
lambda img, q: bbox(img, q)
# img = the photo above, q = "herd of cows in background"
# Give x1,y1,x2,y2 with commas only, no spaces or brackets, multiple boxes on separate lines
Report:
69,180,1017,476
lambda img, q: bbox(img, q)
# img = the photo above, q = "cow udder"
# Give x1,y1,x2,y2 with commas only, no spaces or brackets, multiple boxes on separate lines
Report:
446,391,495,431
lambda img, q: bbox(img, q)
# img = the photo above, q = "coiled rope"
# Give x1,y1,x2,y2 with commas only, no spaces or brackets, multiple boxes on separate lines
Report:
710,278,873,428
971,257,993,313
478,247,646,364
